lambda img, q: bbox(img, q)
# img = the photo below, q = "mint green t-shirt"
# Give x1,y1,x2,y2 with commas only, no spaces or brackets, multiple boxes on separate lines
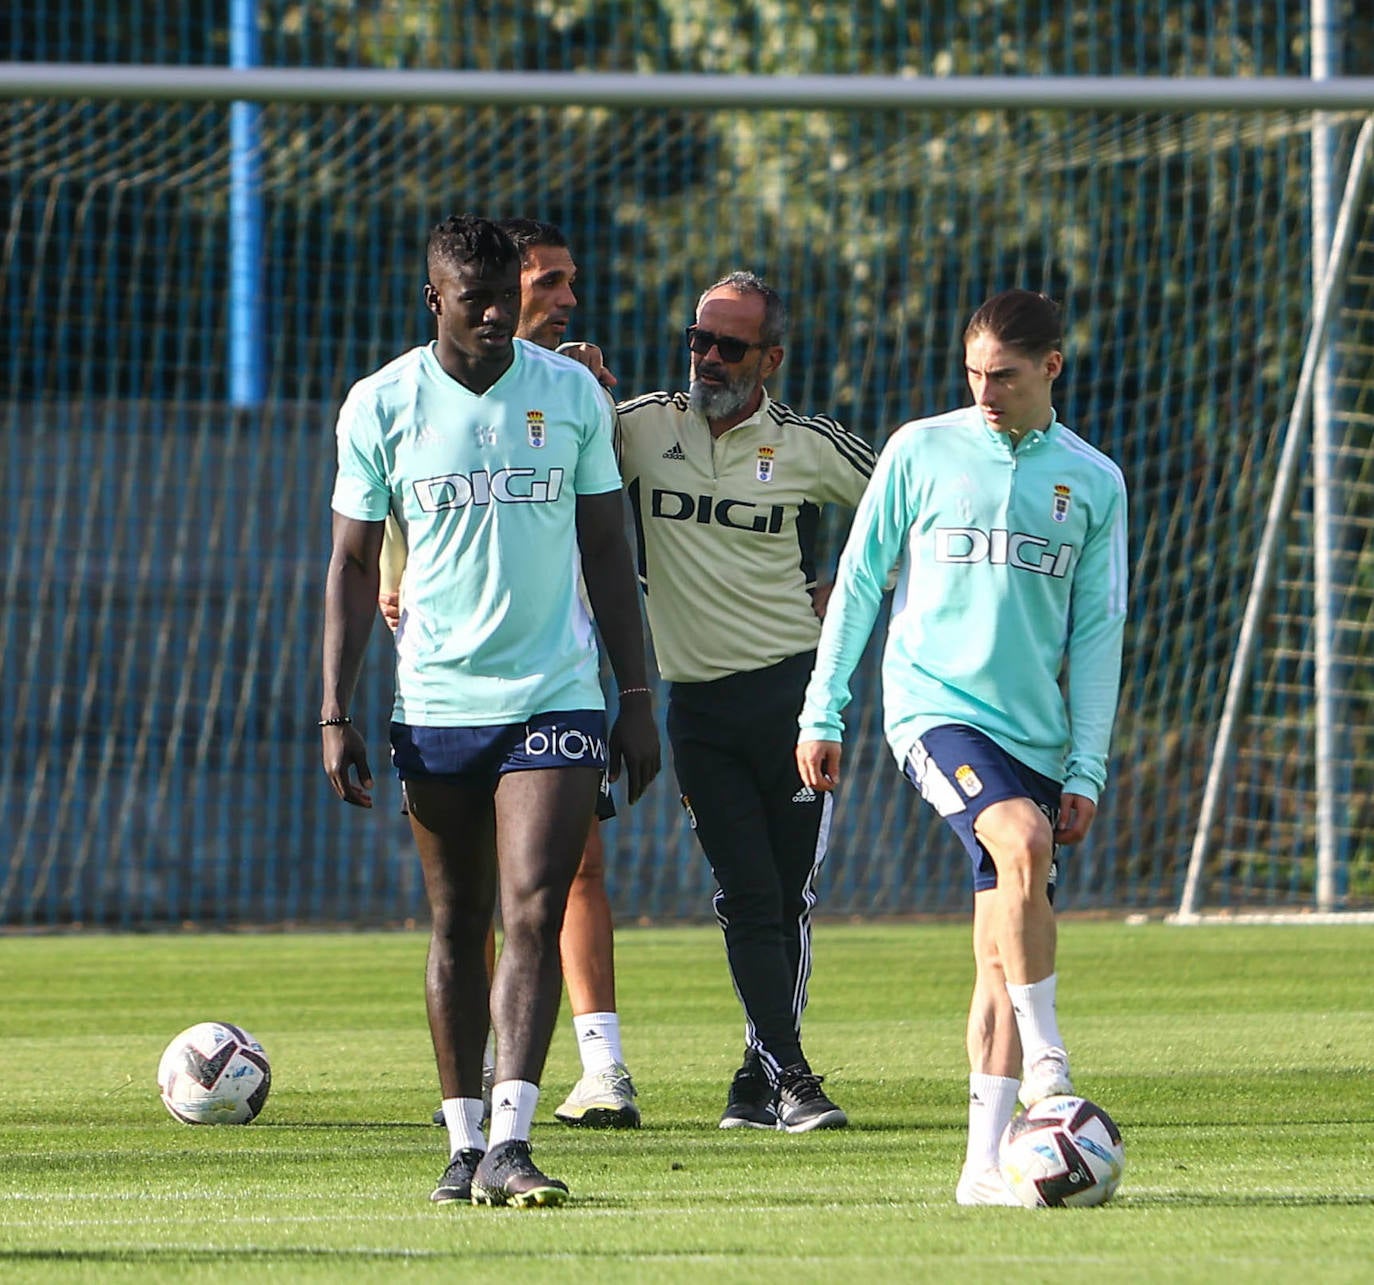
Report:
799,405,1128,801
330,339,621,726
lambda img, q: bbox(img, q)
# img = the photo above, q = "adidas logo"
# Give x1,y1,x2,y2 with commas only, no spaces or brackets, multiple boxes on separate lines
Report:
662,441,685,460
791,786,816,803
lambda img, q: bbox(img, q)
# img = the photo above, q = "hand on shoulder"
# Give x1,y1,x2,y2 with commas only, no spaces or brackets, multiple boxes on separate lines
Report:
557,341,618,389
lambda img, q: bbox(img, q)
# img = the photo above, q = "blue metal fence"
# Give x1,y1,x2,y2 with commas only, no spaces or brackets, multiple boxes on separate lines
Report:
3,3,1371,924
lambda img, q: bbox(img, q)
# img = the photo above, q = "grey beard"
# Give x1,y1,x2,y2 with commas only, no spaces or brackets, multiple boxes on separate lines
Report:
689,375,753,421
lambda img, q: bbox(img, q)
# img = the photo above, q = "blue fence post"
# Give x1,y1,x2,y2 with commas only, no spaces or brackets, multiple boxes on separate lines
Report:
230,0,265,407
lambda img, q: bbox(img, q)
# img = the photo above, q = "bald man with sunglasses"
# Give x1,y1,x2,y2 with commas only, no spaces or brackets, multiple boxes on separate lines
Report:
615,271,876,1133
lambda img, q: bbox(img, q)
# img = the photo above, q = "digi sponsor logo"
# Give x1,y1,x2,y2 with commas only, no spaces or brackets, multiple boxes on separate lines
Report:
651,488,785,534
756,446,775,483
522,726,607,763
934,527,1075,578
954,764,983,797
415,468,565,511
527,410,546,448
1052,483,1071,523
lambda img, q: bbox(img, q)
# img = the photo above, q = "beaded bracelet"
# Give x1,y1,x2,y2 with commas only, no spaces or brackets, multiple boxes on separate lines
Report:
318,716,352,727
619,687,653,697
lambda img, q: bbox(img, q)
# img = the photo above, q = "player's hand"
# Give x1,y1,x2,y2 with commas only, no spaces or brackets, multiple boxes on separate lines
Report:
809,581,835,619
557,341,618,389
378,590,401,634
1054,792,1097,844
796,739,843,792
608,693,660,805
322,723,373,808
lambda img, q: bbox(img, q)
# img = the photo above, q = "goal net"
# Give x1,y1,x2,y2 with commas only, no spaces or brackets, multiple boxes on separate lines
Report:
1174,118,1374,922
2,89,1372,925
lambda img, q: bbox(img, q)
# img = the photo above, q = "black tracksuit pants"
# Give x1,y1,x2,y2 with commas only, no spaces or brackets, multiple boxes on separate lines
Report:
667,650,831,1079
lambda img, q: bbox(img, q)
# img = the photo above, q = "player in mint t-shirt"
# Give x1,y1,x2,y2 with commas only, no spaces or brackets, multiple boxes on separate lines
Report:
796,290,1128,1207
321,215,659,1208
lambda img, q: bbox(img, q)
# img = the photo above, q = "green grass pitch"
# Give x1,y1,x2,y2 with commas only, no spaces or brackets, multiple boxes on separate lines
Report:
1,922,1372,1281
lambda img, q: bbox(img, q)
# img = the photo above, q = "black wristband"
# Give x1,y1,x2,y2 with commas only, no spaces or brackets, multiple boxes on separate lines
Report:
318,716,352,727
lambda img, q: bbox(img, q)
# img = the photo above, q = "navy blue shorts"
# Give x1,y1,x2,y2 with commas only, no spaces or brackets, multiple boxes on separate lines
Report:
902,724,1062,898
391,710,608,785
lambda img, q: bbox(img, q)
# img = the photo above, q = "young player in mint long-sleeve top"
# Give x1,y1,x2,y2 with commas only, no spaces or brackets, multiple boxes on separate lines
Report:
796,289,1128,1207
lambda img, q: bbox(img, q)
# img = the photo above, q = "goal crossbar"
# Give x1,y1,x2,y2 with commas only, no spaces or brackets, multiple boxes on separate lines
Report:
1,65,1374,111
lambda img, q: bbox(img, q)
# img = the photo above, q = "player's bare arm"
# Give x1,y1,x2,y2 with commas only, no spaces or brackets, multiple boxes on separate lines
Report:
1054,793,1098,845
796,739,843,793
575,489,660,804
321,512,385,808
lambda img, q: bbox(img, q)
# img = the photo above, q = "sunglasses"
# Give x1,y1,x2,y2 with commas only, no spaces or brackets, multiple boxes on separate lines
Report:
685,325,768,364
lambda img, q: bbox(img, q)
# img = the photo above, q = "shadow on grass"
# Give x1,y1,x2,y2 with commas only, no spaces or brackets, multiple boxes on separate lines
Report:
1123,1192,1374,1208
0,1249,481,1265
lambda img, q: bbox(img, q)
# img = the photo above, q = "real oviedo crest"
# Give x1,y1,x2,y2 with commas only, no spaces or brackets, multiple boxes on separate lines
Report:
1052,483,1071,523
527,410,546,448
756,446,775,483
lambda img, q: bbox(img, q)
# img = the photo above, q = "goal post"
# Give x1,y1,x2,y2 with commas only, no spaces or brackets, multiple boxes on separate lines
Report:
2,68,1373,926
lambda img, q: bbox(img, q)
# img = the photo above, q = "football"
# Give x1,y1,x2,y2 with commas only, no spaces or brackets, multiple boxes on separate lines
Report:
157,1021,272,1125
999,1094,1124,1207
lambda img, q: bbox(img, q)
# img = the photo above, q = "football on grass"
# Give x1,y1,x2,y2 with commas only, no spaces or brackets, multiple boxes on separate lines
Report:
157,1021,272,1124
999,1094,1124,1207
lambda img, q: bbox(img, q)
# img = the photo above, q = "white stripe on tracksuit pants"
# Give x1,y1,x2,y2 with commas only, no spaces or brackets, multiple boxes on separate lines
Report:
666,649,830,1079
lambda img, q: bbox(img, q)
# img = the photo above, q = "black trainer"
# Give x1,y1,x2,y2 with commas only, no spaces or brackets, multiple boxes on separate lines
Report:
719,1056,778,1130
469,1140,569,1208
430,1148,485,1203
776,1063,848,1132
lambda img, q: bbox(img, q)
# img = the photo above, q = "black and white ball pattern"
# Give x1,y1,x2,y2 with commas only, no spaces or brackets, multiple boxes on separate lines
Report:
157,1021,272,1125
999,1094,1125,1207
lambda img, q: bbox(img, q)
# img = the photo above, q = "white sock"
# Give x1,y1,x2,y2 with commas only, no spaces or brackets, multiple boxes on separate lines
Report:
573,1011,624,1075
1005,973,1064,1066
965,1074,1021,1171
487,1079,540,1146
442,1097,486,1155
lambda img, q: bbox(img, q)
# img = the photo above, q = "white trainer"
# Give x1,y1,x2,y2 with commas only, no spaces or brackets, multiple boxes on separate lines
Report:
1019,1046,1074,1107
554,1063,641,1128
956,1163,1022,1207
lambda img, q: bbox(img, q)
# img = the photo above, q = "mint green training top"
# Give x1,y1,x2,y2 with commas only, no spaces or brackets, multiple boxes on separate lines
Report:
798,405,1129,802
331,338,621,726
